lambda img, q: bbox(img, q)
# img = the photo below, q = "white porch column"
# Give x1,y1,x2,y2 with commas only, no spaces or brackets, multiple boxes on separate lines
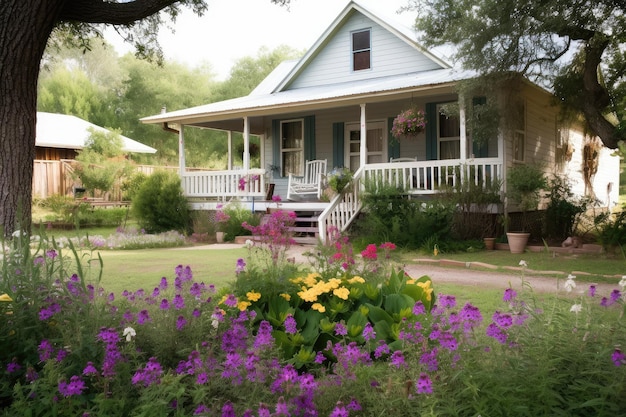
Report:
360,103,367,168
243,117,250,171
178,125,186,178
227,131,233,170
459,96,468,161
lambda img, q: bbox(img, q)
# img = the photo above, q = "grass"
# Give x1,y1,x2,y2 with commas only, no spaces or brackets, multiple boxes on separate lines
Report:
77,246,246,295
403,248,626,283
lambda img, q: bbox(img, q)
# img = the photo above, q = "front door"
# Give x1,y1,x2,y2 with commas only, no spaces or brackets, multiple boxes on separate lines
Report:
344,121,387,171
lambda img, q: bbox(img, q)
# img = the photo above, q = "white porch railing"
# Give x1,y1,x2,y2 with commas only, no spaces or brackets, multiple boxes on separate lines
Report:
182,169,266,199
318,158,503,242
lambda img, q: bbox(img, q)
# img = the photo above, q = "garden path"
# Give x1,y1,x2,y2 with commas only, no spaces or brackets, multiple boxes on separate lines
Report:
203,243,622,296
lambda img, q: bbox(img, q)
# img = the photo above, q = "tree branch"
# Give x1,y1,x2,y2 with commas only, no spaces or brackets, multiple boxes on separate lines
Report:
59,0,183,25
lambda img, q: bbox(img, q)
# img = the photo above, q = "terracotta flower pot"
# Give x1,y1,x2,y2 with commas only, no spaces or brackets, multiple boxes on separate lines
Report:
506,232,530,254
483,237,496,250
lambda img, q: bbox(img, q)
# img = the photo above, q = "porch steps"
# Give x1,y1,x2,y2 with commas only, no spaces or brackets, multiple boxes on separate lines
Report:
290,210,321,245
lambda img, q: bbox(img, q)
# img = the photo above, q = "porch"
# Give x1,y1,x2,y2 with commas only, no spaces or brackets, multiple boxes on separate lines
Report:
184,157,503,243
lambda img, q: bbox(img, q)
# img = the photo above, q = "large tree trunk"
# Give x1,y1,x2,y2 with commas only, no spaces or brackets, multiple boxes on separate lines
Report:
0,1,62,236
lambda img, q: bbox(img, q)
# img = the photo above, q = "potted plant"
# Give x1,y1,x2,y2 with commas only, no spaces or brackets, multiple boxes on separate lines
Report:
327,167,353,194
391,107,426,139
506,164,547,253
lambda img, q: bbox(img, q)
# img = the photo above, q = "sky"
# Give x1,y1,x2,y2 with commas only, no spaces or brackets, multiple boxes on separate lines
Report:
105,0,417,80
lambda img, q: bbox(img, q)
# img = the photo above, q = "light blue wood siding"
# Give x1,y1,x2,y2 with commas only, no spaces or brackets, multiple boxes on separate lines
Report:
287,12,443,90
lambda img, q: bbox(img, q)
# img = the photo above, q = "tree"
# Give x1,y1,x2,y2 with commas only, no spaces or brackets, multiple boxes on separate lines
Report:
0,0,289,237
411,0,626,149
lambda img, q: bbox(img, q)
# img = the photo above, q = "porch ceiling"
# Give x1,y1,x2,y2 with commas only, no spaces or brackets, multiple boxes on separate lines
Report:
141,68,474,131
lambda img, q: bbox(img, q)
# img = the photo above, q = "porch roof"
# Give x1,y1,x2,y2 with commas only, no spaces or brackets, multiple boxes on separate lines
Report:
141,67,475,131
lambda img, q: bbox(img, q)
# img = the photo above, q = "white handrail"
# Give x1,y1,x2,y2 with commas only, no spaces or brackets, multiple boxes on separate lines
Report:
182,169,266,199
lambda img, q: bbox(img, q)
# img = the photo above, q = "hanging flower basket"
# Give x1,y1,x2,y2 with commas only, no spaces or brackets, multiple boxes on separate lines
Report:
391,107,426,138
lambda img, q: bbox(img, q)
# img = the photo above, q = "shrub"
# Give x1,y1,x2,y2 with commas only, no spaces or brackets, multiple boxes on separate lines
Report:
596,206,626,251
355,180,456,249
131,171,190,234
215,201,261,241
543,174,594,240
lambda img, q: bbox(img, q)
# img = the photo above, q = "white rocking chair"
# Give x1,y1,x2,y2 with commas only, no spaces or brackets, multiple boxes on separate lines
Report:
287,159,327,200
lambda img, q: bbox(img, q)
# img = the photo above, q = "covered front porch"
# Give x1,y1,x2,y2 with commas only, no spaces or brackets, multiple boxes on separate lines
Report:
182,156,504,242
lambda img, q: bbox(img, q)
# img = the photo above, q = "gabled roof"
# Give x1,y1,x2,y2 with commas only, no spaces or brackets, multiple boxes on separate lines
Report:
274,0,454,92
141,0,473,129
37,112,157,154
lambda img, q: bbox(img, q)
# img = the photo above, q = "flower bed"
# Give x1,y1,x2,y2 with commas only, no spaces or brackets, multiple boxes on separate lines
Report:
1,222,625,416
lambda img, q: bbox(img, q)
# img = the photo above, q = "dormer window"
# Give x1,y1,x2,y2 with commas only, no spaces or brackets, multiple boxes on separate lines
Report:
352,29,371,71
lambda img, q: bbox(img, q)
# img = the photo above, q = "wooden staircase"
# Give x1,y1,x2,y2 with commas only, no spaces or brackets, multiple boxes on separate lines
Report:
290,209,322,245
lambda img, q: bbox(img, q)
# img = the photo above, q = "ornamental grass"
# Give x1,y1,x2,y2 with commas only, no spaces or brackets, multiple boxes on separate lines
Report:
1,217,625,416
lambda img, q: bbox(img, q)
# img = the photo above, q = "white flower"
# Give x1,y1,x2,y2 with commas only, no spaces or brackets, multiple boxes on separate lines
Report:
211,319,220,329
245,239,254,248
122,326,136,342
570,304,583,313
518,260,527,267
11,229,22,238
564,275,576,292
619,276,626,290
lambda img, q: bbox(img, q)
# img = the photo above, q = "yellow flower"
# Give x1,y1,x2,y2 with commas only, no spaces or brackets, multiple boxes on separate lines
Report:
406,279,416,285
311,303,326,313
246,291,261,302
417,280,433,301
348,276,365,284
333,287,350,300
328,278,342,290
237,301,251,311
0,294,12,302
280,293,291,301
303,273,320,287
298,289,319,303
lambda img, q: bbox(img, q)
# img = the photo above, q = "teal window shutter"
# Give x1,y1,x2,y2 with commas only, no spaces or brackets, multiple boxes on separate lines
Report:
304,116,316,161
425,102,438,160
388,117,400,160
332,122,345,167
272,119,282,177
472,97,488,157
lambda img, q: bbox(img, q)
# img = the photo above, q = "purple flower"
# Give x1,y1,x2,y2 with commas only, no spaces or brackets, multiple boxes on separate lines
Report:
236,258,246,274
362,322,376,341
194,405,209,415
7,359,21,373
137,309,151,325
39,303,61,321
420,348,439,372
160,299,170,310
416,373,433,394
610,289,622,303
374,342,390,359
347,399,362,411
438,294,456,309
612,349,625,366
221,402,236,417
330,405,349,417
486,323,507,344
159,277,168,290
83,362,98,376
38,339,54,362
33,256,45,266
588,285,597,297
173,294,185,310
132,357,163,387
253,321,274,349
46,249,58,259
335,323,348,336
224,294,238,308
176,315,187,330
390,350,406,369
58,375,86,397
503,288,517,302
413,301,426,315
284,315,298,334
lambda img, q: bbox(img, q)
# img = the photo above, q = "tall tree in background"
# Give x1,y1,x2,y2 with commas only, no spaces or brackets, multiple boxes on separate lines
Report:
412,0,625,149
0,0,289,236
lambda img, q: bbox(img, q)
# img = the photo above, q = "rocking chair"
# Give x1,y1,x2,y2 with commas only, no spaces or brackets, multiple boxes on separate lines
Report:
287,159,327,200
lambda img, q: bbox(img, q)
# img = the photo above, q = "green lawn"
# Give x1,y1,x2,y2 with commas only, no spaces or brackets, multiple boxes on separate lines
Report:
78,246,246,295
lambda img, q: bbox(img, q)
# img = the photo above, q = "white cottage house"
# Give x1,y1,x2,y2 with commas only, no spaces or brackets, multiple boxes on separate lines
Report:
141,0,620,241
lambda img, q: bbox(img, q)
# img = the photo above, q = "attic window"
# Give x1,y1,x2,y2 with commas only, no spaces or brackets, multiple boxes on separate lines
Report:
352,29,371,71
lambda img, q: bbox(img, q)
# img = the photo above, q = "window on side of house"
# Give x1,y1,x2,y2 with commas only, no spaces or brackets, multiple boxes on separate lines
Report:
280,119,304,177
437,104,461,160
352,29,371,71
512,100,526,162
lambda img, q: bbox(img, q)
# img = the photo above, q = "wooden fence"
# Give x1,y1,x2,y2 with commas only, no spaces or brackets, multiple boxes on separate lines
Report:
32,160,181,200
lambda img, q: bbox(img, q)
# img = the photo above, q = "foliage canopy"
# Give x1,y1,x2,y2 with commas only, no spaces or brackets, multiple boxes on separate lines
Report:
411,0,626,149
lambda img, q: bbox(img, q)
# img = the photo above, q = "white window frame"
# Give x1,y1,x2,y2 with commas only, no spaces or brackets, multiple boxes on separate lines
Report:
512,100,526,162
351,28,371,72
280,119,304,177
